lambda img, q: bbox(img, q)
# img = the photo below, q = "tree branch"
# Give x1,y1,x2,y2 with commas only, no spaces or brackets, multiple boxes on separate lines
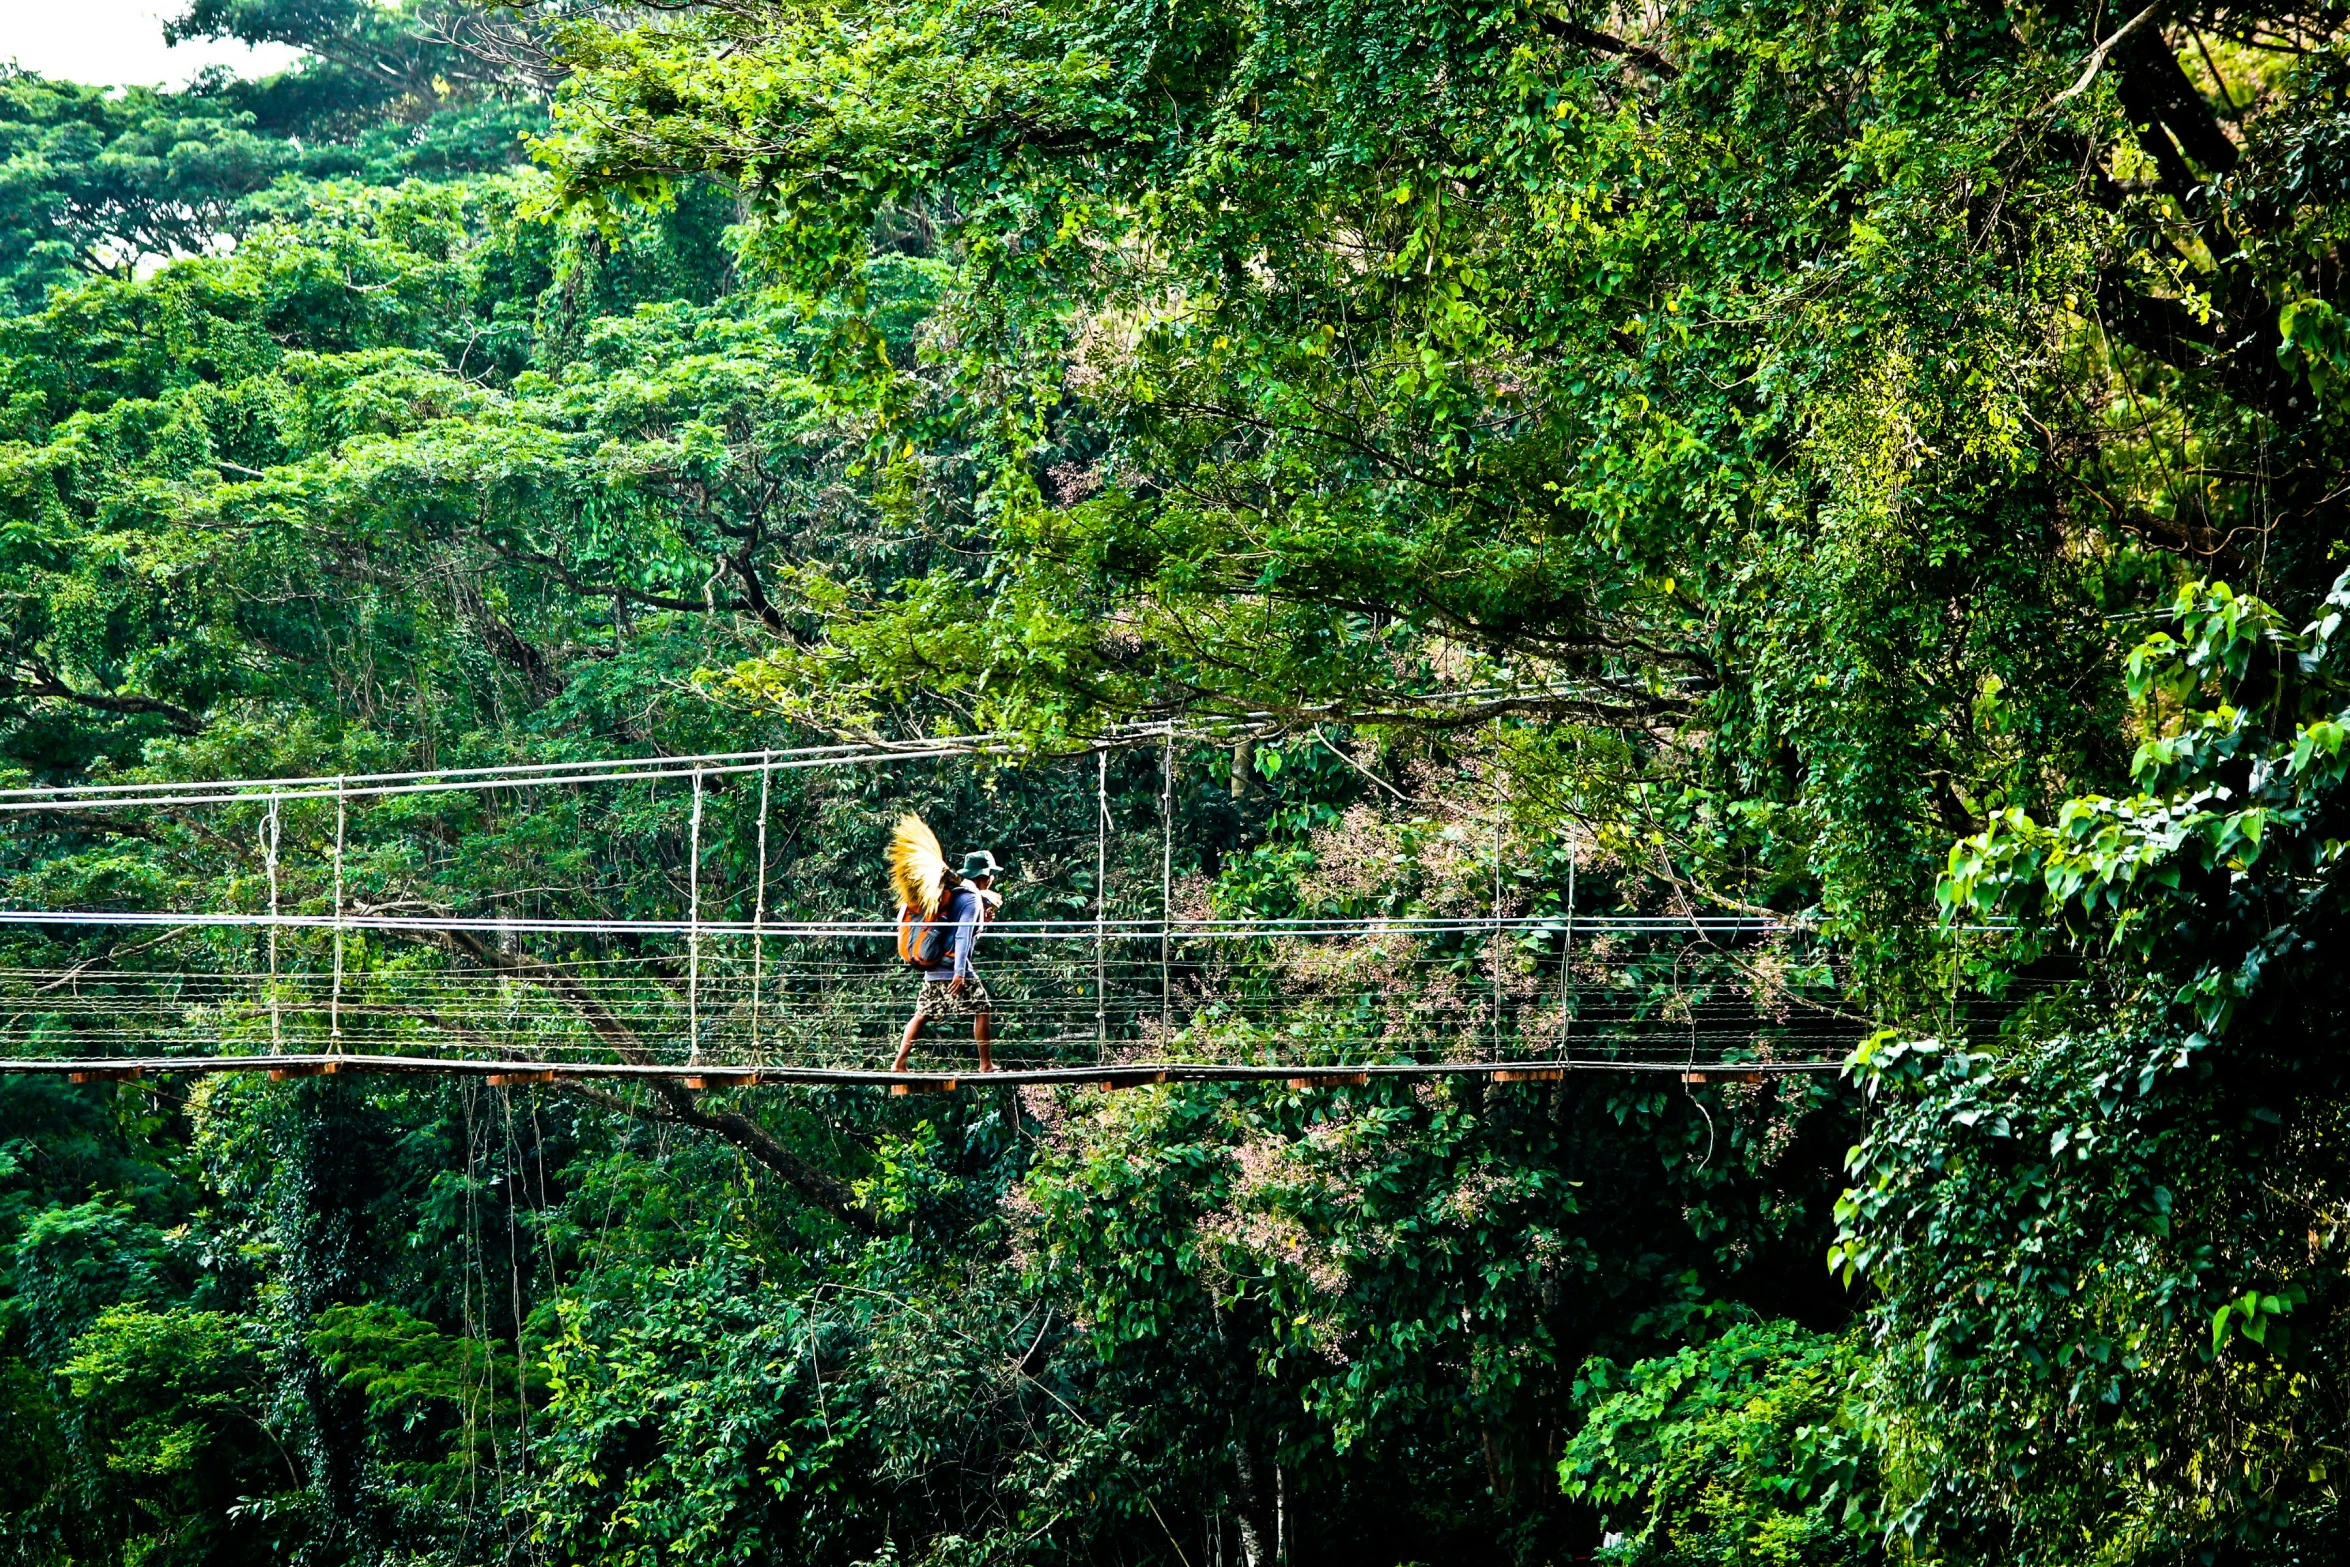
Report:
2050,1,2169,107
412,924,888,1234
1536,14,1680,79
0,661,201,734
564,1077,888,1235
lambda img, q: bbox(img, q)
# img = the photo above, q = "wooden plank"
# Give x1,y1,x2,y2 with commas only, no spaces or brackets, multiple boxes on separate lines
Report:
1490,1068,1564,1083
1286,1072,1370,1090
69,1067,142,1084
1095,1070,1169,1091
269,1063,334,1080
1681,1070,1768,1085
675,1072,756,1090
487,1070,556,1086
890,1077,960,1095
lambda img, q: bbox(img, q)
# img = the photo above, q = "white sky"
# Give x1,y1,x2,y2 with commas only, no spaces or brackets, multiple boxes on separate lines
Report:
0,1,303,88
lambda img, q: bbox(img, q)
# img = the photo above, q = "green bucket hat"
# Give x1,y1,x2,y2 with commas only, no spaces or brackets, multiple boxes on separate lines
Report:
961,849,1000,880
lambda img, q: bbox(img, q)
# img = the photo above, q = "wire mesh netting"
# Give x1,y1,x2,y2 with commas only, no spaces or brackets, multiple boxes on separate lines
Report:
0,922,1874,1070
0,739,1899,1074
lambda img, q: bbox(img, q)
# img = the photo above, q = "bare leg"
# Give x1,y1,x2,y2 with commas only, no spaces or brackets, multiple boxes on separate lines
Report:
894,1012,926,1072
975,1012,994,1072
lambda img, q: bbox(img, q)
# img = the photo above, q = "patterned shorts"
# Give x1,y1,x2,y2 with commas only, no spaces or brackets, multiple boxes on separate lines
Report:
914,977,992,1020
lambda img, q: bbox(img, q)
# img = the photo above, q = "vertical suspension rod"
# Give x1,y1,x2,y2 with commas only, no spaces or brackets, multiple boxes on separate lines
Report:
1557,848,1576,1059
1492,800,1504,1060
1160,727,1173,1040
688,769,703,1062
752,752,771,1064
331,779,346,1052
1490,718,1507,1060
1096,746,1108,1052
265,795,281,1054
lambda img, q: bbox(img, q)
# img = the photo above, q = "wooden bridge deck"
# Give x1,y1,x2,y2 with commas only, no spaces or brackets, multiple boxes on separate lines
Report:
8,1053,1834,1090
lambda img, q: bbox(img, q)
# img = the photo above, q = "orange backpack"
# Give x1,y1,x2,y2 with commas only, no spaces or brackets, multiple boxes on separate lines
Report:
897,900,951,968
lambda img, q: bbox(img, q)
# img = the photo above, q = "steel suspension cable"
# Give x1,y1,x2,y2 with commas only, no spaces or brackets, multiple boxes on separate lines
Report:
0,736,979,805
0,726,1235,815
0,739,992,815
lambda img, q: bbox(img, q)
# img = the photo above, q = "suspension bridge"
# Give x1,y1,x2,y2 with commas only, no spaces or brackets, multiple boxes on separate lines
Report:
0,731,1875,1092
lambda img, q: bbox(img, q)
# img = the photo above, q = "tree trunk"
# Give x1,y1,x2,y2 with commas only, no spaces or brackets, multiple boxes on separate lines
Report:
1213,1298,1272,1567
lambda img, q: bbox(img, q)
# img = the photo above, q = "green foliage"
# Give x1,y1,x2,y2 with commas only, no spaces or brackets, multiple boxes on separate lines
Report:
1832,1025,2349,1564
309,1301,525,1510
2278,298,2350,410
0,74,294,313
10,1202,177,1369
1942,571,2350,1033
1561,1322,1880,1566
531,1246,894,1565
56,1305,284,1567
1834,572,2350,1559
0,1355,66,1563
0,59,538,317
1014,1069,1855,1555
171,1,530,132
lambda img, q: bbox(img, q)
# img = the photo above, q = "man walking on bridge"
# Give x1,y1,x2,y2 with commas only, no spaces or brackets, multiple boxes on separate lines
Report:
890,820,1001,1071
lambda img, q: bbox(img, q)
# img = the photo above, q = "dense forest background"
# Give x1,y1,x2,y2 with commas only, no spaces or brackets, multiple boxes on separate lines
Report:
0,0,2346,1563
